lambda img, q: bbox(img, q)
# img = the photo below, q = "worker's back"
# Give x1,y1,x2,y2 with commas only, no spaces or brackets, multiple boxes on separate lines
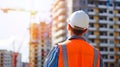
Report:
58,38,100,67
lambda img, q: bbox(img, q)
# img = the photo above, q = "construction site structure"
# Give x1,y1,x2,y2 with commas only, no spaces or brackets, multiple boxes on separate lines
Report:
51,0,67,46
29,22,51,67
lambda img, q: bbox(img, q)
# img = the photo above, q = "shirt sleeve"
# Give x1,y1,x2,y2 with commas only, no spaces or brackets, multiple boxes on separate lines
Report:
100,56,104,67
44,45,59,67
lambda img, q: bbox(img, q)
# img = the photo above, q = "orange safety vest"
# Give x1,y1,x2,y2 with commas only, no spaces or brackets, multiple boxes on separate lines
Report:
58,36,100,67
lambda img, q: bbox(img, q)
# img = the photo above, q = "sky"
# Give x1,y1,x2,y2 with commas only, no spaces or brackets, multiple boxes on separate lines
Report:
0,0,53,62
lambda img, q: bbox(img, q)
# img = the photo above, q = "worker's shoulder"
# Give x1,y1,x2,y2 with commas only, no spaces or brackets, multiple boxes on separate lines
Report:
52,45,59,48
50,45,59,52
57,41,68,45
58,43,65,45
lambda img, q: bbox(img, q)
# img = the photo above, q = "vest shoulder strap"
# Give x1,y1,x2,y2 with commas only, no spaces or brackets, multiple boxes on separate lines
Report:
61,44,68,67
93,48,99,67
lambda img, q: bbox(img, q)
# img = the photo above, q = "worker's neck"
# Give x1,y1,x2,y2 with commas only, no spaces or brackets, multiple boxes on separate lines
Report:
68,32,82,37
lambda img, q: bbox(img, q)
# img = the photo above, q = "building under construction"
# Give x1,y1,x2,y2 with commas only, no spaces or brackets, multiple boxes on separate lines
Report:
51,0,120,67
51,0,67,46
29,22,51,67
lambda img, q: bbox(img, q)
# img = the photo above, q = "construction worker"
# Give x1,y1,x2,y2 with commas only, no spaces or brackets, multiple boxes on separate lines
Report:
44,10,104,67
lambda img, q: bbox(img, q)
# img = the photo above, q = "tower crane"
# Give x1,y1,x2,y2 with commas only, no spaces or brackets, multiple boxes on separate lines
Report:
0,7,37,67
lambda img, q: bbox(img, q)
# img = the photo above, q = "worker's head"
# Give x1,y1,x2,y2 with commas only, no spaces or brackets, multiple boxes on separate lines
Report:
67,10,89,36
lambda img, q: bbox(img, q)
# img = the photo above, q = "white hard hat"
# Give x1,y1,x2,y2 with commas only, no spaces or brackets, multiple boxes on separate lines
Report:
67,10,89,30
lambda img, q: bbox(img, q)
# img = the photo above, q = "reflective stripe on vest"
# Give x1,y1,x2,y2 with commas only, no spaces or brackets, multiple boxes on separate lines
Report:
93,48,99,67
62,44,68,67
61,44,99,67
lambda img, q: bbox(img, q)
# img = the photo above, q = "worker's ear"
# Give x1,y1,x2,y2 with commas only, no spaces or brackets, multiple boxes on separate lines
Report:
67,24,71,31
82,29,88,33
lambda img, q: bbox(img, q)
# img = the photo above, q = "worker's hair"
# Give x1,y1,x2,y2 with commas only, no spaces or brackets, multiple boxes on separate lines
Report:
69,25,86,35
